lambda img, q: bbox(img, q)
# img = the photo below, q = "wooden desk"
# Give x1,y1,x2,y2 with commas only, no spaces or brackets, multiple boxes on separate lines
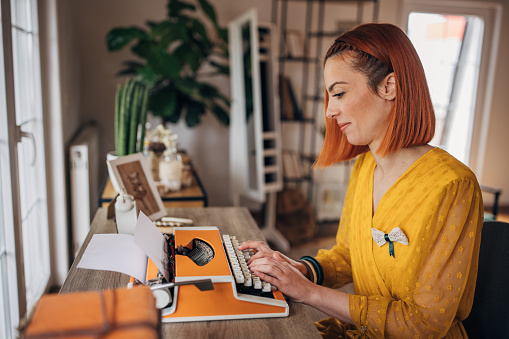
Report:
98,169,208,208
60,207,321,338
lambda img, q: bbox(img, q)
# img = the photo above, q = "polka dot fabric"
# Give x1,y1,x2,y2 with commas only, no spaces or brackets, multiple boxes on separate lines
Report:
315,148,483,338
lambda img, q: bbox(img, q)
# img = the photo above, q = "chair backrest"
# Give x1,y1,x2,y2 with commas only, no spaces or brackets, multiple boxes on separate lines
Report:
462,220,509,338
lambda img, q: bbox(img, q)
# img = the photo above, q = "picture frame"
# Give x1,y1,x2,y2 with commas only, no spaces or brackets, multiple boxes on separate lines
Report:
107,153,166,221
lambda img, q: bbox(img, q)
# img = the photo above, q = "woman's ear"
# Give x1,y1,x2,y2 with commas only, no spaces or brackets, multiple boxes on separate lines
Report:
379,72,396,100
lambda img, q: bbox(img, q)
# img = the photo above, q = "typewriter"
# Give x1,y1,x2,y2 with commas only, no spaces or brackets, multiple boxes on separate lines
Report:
139,226,289,322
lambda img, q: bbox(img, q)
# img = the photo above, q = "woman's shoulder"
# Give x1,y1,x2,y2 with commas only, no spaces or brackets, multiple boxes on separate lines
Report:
429,148,478,180
421,148,481,195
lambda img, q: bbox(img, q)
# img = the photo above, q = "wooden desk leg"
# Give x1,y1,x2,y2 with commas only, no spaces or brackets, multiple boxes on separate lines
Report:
261,191,290,252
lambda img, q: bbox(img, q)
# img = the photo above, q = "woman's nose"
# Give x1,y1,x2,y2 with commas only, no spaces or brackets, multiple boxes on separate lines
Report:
325,104,339,120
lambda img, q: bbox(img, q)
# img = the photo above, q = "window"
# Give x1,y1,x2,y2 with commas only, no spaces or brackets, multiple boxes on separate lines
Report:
408,13,484,164
401,0,502,176
0,0,51,336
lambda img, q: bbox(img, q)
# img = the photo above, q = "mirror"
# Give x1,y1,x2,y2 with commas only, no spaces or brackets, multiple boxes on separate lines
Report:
229,9,264,204
229,9,283,206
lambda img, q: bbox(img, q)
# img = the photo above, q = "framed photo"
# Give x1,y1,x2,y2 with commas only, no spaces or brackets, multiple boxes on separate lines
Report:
108,153,166,221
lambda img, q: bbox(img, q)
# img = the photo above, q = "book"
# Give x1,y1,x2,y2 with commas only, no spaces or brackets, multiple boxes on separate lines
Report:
286,77,302,120
282,151,303,179
279,75,294,120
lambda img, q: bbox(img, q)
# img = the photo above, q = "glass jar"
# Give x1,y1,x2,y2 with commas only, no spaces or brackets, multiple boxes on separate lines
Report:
159,146,183,191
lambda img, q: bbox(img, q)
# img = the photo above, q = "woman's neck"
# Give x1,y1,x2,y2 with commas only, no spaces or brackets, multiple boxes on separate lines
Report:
371,145,433,178
370,145,433,214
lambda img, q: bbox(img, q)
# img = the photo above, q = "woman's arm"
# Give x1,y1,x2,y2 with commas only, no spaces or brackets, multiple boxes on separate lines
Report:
248,251,354,325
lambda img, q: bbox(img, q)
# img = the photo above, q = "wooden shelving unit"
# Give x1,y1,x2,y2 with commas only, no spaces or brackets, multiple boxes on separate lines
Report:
272,0,379,221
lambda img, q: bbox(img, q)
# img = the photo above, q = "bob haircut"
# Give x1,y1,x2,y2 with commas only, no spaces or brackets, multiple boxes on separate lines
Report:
315,23,435,167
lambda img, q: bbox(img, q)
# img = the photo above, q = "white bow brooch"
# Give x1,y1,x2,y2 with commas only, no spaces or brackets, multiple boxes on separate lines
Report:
372,227,409,258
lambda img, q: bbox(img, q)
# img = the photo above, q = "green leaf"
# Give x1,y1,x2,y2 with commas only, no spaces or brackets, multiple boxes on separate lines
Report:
218,27,229,43
167,0,196,18
185,100,205,127
197,82,219,98
190,18,211,51
166,98,184,123
135,64,160,85
149,85,178,119
160,23,186,49
197,0,217,27
146,46,181,79
116,68,138,77
197,82,229,107
106,27,147,51
210,102,229,126
209,60,230,76
173,77,199,97
149,21,173,38
123,60,144,69
131,39,154,59
174,44,202,72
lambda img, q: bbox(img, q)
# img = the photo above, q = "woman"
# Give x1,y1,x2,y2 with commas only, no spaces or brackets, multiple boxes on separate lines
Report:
239,23,483,338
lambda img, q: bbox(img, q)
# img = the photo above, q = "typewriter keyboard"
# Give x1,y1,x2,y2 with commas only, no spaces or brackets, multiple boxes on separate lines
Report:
222,234,275,298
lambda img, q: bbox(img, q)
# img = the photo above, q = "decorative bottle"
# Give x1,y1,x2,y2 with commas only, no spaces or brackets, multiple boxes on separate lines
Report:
159,138,183,191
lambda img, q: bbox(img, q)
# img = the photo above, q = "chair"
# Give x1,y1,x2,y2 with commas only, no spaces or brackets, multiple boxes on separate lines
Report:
480,185,502,220
462,221,509,338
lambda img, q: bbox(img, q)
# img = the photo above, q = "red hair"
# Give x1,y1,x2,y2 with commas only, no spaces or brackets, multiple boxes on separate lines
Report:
315,23,435,167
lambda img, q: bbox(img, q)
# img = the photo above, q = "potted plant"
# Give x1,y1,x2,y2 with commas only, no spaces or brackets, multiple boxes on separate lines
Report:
114,78,151,156
107,78,150,193
106,0,230,127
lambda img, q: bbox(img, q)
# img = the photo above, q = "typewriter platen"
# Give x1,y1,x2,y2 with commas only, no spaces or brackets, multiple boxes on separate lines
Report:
140,226,289,322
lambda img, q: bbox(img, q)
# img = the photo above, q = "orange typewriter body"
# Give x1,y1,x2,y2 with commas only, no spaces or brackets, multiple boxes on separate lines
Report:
145,227,289,322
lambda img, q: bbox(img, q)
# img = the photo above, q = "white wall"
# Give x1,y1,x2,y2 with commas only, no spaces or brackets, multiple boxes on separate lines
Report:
480,1,509,206
61,0,509,207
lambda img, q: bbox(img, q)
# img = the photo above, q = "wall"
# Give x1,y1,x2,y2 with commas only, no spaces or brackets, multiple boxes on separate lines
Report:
481,1,509,206
62,0,509,207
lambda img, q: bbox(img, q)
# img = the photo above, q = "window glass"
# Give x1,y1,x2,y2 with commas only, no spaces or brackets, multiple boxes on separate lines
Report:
408,13,484,164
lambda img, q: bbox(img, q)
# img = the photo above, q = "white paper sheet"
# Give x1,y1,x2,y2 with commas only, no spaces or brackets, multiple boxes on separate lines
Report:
77,233,148,283
134,211,170,281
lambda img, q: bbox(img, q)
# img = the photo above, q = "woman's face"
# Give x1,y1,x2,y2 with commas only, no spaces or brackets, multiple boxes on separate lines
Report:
324,54,394,149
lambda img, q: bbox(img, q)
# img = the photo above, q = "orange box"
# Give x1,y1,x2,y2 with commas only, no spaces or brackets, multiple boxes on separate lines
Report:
24,286,160,339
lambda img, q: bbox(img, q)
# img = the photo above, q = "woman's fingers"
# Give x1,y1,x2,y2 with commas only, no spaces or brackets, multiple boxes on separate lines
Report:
249,254,314,302
237,240,269,252
238,240,275,264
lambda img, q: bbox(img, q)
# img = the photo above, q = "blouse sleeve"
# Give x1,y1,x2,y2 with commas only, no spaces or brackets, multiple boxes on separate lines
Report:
349,177,483,338
314,156,365,289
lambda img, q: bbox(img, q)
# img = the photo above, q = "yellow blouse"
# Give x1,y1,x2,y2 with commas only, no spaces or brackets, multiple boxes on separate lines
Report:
315,148,483,338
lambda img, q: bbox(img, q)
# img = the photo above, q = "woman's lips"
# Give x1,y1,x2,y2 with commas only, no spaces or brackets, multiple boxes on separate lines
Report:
339,123,350,132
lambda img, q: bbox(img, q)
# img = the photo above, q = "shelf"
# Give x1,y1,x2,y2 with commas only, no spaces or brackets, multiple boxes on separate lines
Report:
284,175,312,183
305,95,324,102
300,154,317,162
273,0,378,209
307,30,350,38
274,0,377,3
279,56,320,63
281,117,315,123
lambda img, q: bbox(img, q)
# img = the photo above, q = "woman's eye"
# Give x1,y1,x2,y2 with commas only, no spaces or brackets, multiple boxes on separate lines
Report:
333,92,344,98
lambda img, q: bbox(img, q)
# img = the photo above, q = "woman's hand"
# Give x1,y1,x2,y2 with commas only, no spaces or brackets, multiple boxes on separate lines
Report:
238,241,307,276
248,251,317,303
